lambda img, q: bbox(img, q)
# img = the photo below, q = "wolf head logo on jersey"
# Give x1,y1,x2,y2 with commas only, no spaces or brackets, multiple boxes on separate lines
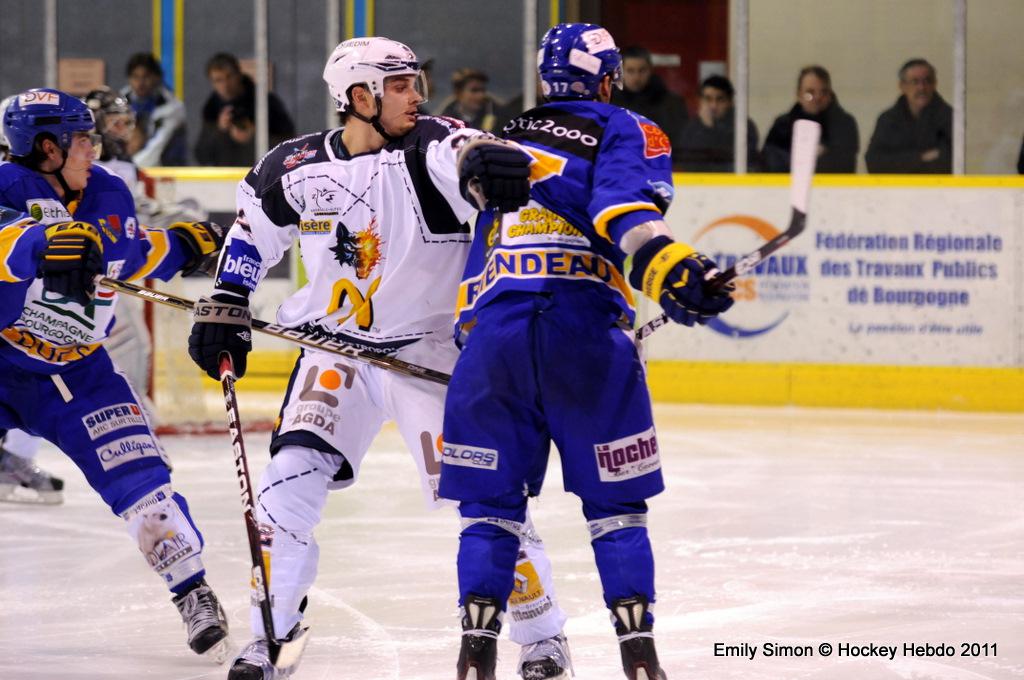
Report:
330,216,385,279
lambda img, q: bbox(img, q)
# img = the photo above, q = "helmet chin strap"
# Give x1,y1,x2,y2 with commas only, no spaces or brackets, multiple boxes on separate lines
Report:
26,146,79,204
347,95,398,142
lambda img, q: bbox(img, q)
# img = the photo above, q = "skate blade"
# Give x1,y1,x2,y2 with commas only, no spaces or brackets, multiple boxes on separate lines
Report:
272,625,310,671
633,669,666,680
202,636,233,665
0,484,63,505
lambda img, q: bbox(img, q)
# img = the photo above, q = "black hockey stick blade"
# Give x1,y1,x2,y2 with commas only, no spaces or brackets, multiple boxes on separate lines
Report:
634,120,821,341
99,276,451,385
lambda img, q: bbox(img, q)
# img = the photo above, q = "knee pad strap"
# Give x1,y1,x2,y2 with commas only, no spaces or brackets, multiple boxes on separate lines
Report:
588,513,647,541
460,516,540,545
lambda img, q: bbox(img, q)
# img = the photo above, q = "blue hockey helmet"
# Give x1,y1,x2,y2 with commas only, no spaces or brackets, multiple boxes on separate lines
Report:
2,88,95,158
537,23,622,100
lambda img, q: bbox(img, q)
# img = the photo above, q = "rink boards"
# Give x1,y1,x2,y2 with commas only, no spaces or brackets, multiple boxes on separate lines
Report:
145,169,1024,412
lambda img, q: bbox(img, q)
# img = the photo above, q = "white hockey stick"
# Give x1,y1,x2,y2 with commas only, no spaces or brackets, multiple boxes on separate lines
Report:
635,119,822,341
97,276,452,385
218,353,310,669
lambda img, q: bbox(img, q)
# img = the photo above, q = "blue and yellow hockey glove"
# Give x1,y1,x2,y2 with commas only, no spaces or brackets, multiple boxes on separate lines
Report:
629,236,735,327
37,221,104,306
169,221,226,276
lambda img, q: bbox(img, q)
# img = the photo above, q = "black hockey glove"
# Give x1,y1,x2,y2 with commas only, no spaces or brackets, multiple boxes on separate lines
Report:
629,236,735,327
169,221,227,276
188,294,252,379
37,221,105,306
457,138,532,213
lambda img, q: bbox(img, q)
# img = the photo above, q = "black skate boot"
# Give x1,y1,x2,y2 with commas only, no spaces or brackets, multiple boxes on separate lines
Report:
173,579,230,662
611,596,667,680
228,628,303,680
519,632,573,679
0,446,64,504
457,594,503,680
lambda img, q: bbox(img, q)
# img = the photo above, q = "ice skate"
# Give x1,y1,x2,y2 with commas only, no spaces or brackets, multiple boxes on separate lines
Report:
172,580,230,663
228,626,307,680
457,594,503,680
0,447,64,504
612,596,667,680
519,633,573,679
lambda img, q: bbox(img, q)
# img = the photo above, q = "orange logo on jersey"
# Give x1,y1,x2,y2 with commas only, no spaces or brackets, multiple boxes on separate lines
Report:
639,122,671,159
354,217,384,279
509,558,545,605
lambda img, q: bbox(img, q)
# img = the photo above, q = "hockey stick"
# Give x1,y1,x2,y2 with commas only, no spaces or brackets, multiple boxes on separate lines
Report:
634,119,822,342
97,277,451,385
218,353,310,669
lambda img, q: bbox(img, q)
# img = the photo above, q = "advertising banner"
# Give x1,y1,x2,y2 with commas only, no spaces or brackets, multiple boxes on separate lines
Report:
652,184,1023,367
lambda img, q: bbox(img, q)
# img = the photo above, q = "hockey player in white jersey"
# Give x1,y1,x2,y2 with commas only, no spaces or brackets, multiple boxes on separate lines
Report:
188,38,571,680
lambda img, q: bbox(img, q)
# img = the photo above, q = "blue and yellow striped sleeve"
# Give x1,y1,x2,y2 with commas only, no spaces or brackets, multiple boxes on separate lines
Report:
127,226,191,281
0,209,46,283
587,109,674,249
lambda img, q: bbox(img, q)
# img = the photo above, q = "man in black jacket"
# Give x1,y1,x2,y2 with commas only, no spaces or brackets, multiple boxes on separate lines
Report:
763,65,858,173
610,46,688,166
865,59,951,174
677,75,759,172
194,53,296,167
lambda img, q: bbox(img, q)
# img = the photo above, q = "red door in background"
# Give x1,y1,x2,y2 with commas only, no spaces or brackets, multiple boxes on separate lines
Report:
601,0,729,114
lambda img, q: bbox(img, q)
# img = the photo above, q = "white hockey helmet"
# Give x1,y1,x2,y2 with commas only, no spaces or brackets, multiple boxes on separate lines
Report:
0,94,16,155
323,37,427,113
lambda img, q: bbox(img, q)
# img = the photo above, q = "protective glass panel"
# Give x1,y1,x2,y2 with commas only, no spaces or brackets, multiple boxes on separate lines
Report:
750,0,954,175
966,0,1024,174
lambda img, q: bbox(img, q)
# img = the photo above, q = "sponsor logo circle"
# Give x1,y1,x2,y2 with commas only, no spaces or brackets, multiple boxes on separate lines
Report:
319,369,342,390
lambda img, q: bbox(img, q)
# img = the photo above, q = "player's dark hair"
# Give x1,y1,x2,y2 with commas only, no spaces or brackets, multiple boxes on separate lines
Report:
125,52,164,78
11,132,58,169
701,75,734,99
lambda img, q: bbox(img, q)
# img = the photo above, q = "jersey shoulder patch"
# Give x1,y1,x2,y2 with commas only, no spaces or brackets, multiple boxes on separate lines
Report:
615,108,671,160
245,130,330,197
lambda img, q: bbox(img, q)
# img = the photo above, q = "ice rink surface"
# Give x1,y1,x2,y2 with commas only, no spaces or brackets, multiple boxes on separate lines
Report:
0,404,1021,680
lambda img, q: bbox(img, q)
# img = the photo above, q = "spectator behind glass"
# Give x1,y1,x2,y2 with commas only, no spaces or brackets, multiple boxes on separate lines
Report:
762,66,859,173
119,52,188,166
194,52,296,167
610,46,688,165
439,68,498,132
865,58,952,174
677,75,759,172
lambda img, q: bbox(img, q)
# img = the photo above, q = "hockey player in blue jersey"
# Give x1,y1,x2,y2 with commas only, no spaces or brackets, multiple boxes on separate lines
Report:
440,24,735,680
0,93,69,504
0,88,232,662
187,38,576,680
